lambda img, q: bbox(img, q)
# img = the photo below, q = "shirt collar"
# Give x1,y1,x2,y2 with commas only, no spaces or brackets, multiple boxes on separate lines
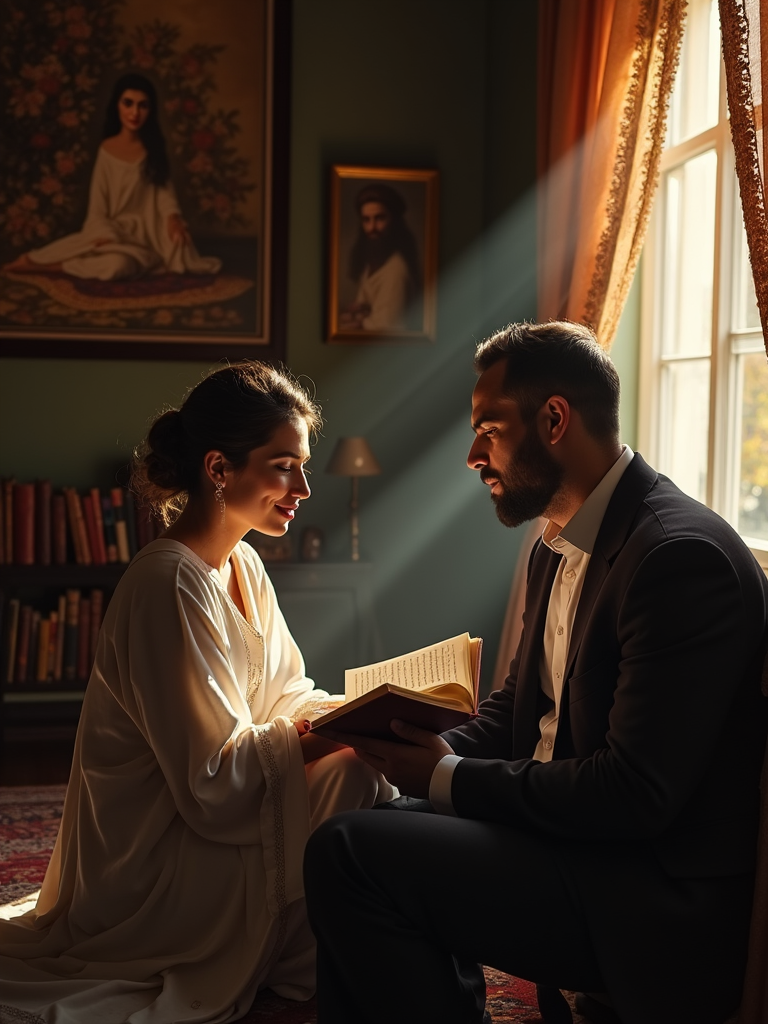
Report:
543,445,634,556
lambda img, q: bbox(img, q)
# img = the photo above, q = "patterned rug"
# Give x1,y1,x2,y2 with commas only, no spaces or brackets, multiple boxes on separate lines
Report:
0,786,584,1023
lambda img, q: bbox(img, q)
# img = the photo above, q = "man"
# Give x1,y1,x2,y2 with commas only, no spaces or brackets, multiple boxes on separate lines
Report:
303,321,768,1024
339,183,421,332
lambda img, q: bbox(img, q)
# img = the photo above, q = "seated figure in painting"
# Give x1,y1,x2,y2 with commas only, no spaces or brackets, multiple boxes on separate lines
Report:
0,362,395,1024
4,73,221,281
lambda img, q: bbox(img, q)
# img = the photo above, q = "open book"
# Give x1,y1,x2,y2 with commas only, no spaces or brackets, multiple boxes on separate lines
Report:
309,632,482,741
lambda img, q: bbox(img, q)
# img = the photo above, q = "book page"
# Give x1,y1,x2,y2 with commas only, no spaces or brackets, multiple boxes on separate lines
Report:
345,633,473,701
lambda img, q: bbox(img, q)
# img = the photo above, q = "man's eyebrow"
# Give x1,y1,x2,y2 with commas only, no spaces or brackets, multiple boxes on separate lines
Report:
471,413,503,432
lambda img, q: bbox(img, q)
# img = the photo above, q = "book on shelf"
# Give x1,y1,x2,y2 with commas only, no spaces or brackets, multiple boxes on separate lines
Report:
54,593,66,682
76,595,91,682
90,487,108,565
64,487,92,565
3,478,15,565
310,632,483,742
12,482,35,565
35,479,52,566
101,495,118,562
89,588,103,663
82,494,106,566
4,598,20,684
52,493,68,564
28,611,41,684
111,488,131,563
63,588,80,682
36,616,50,682
14,604,32,683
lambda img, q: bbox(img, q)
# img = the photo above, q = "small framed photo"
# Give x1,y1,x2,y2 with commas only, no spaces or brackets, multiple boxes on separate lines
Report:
327,165,438,343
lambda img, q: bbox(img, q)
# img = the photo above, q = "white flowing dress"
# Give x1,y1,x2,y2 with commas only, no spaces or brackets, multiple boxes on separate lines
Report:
27,147,222,280
0,539,393,1024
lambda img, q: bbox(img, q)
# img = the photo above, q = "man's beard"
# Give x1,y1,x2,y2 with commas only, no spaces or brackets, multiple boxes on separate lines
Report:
484,423,565,528
360,232,396,274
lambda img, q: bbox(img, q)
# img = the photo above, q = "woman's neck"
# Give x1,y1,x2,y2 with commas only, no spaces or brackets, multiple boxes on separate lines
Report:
164,504,243,572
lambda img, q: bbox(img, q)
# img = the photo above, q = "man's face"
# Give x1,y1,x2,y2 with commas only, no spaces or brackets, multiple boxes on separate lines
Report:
467,360,564,528
359,201,391,240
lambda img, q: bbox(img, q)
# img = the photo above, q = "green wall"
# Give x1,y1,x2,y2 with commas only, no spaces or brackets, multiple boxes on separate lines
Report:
0,1,542,692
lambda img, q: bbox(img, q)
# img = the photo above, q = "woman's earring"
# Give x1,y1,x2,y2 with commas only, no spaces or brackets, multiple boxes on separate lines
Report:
215,480,226,524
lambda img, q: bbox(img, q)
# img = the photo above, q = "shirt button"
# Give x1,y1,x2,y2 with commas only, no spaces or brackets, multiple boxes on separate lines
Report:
544,740,552,749
556,625,564,635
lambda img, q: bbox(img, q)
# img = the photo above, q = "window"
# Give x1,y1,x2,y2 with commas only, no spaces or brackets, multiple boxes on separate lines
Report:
640,0,768,565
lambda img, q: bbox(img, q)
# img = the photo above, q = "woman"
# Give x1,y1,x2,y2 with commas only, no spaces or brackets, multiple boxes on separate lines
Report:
5,73,220,280
0,362,394,1024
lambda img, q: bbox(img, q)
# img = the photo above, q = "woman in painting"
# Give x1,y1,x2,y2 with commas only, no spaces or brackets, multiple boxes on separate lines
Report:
5,72,220,280
0,361,393,1024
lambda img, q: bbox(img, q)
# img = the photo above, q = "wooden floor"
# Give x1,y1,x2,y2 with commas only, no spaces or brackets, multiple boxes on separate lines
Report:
0,728,76,786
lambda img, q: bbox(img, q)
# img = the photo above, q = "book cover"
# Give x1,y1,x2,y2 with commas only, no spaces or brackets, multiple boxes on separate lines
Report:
54,593,67,682
63,487,84,564
14,604,32,684
47,610,59,681
90,487,108,565
4,597,20,684
101,495,118,562
3,478,14,565
35,478,52,566
12,483,35,565
52,494,68,564
111,487,131,563
76,596,91,681
310,687,474,742
63,589,81,682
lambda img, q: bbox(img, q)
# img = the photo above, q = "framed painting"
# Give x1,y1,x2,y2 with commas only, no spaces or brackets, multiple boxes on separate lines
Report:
327,165,439,343
0,0,288,360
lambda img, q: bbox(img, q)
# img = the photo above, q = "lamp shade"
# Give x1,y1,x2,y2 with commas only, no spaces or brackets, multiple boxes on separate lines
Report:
326,437,382,477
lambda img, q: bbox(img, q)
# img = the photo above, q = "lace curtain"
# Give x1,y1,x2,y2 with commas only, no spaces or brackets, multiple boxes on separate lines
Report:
537,0,687,349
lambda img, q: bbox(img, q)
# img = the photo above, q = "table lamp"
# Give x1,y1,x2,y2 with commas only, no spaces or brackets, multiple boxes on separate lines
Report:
326,437,382,561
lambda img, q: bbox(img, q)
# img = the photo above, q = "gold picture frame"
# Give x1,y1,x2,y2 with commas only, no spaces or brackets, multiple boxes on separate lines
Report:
327,165,439,343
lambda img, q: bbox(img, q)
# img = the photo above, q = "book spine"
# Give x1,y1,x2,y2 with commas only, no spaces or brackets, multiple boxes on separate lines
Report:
82,495,105,566
36,616,50,683
14,604,32,683
3,478,14,565
90,487,108,565
5,597,20,684
101,496,118,563
47,610,58,681
35,478,52,566
54,593,66,682
28,611,40,684
0,480,5,566
89,588,103,664
52,493,68,564
63,589,80,682
111,488,131,564
63,487,84,564
12,483,35,565
76,596,91,681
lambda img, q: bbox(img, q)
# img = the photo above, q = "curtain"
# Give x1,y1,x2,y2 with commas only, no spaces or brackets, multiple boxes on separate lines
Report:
491,0,686,691
720,0,768,356
537,0,687,349
719,6,768,1019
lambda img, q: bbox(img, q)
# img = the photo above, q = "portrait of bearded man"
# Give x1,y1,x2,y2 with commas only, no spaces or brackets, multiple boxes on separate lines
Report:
338,183,422,333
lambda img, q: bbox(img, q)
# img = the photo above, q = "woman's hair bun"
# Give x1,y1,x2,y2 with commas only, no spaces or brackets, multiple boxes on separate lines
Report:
142,410,190,491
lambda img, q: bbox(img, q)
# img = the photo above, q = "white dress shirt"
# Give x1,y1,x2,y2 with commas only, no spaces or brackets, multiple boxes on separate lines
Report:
429,445,635,815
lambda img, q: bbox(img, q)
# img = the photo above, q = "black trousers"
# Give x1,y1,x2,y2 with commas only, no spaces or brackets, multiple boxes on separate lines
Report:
303,806,752,1024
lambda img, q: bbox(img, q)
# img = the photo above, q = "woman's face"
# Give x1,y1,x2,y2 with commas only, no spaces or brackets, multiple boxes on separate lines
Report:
224,418,312,537
117,89,151,134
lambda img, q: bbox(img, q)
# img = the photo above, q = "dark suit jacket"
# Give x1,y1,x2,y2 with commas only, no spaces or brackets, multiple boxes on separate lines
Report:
443,453,768,880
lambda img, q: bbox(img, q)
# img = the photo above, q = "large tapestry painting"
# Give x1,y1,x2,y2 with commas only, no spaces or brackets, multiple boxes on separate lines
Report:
0,0,284,359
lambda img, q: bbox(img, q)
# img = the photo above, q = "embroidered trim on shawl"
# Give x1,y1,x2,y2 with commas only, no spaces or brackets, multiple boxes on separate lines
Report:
584,0,687,348
0,1007,46,1023
207,566,265,705
254,728,288,969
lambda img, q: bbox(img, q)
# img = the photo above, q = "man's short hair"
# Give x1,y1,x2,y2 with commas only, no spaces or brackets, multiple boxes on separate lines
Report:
474,321,621,442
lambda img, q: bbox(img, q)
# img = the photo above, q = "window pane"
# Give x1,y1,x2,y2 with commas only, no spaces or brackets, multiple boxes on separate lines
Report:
737,352,768,542
659,359,710,503
660,150,717,356
732,205,761,330
666,0,720,147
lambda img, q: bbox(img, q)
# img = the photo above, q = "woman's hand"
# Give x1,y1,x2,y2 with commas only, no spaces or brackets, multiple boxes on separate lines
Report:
167,213,191,246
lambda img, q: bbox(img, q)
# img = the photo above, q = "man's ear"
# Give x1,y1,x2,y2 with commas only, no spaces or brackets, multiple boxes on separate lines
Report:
544,396,570,444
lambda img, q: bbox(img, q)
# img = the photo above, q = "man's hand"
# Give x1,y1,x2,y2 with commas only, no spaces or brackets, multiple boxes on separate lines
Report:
319,720,453,798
